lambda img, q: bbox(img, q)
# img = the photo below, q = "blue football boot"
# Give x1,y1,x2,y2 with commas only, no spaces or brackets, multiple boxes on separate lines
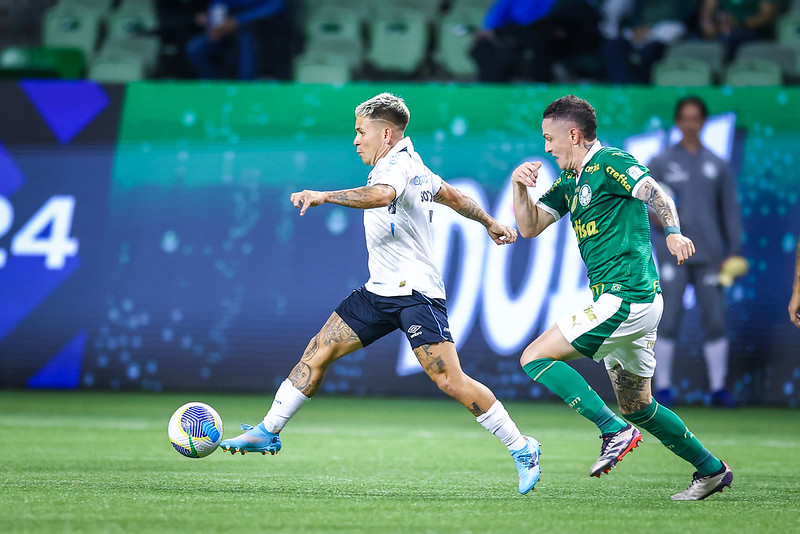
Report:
511,436,541,494
220,423,282,455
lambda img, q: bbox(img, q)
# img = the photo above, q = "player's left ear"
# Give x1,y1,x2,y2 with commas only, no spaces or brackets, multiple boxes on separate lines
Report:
570,127,581,145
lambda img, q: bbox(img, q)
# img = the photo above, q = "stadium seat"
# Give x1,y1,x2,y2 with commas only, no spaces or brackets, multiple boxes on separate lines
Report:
305,5,362,43
652,57,712,86
99,37,160,75
88,52,145,82
451,0,496,11
0,46,85,79
366,7,428,75
778,12,800,76
304,35,362,72
370,0,441,20
293,51,351,84
42,5,102,57
736,40,797,79
56,0,114,12
724,58,783,86
103,8,161,75
433,7,482,78
107,5,159,39
665,41,725,80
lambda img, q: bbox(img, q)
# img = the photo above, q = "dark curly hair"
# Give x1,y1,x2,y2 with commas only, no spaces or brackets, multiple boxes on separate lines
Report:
543,95,597,141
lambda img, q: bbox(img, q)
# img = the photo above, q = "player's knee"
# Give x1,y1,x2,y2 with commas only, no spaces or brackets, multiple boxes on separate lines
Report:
431,372,464,399
619,397,653,416
519,344,546,367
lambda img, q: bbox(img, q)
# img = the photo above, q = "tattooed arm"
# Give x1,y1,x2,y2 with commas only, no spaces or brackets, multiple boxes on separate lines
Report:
635,177,696,265
290,184,395,215
434,180,517,245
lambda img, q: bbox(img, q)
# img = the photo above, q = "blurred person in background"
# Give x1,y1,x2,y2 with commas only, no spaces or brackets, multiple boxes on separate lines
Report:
699,0,777,58
470,0,602,82
600,0,699,84
185,0,292,79
790,240,800,327
647,96,744,409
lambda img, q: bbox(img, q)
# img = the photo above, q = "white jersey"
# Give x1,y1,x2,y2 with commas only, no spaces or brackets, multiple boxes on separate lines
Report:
363,137,446,299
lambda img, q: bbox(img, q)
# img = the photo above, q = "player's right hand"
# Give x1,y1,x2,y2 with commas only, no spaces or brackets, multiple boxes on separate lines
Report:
290,190,326,216
511,161,542,188
666,233,695,265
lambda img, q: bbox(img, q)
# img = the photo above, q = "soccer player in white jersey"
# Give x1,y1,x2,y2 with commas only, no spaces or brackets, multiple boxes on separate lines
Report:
220,92,542,494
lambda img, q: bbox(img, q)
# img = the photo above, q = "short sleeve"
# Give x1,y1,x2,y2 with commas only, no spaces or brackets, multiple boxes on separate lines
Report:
431,171,443,195
601,150,651,197
537,175,569,220
370,156,408,197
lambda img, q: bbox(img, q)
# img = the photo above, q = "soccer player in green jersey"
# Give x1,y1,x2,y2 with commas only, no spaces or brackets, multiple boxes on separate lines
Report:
511,95,733,500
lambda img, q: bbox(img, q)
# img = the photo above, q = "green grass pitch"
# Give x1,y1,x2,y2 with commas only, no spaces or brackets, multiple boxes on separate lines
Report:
1,391,798,533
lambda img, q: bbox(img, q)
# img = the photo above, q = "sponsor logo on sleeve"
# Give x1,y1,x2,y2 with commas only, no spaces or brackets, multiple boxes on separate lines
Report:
605,165,632,192
626,165,644,180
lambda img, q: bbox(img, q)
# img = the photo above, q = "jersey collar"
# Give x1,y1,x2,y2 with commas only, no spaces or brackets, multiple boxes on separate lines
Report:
385,136,413,160
576,140,602,181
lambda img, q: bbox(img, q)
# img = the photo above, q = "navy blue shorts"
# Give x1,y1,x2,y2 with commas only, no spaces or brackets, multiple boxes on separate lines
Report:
334,287,454,349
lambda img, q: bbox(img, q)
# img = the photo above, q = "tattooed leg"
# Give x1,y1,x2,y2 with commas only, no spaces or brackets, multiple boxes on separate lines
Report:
414,342,496,416
607,365,653,414
288,312,362,397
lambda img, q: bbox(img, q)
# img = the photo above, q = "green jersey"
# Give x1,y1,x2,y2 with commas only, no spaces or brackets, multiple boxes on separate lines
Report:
538,144,661,303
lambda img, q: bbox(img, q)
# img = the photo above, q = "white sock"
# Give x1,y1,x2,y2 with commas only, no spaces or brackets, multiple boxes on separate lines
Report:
476,400,528,452
262,379,310,433
654,338,676,391
704,338,728,392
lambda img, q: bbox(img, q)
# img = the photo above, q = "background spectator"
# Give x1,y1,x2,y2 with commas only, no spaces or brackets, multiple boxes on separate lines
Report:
601,0,699,84
185,0,293,80
648,96,743,409
699,0,778,58
470,0,602,83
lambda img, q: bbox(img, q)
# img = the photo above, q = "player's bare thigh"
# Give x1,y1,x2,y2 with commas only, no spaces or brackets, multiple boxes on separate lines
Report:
519,323,583,367
607,364,652,414
288,311,362,395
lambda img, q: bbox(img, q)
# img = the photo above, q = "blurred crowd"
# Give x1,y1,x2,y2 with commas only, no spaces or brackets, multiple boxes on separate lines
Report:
0,0,799,84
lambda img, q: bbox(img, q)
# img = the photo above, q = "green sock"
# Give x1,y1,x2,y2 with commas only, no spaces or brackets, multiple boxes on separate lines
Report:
625,400,723,476
523,358,626,434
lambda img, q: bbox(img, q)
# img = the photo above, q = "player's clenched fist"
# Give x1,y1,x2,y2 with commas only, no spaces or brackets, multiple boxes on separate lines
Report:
487,221,518,245
290,190,326,216
666,233,696,265
511,161,542,188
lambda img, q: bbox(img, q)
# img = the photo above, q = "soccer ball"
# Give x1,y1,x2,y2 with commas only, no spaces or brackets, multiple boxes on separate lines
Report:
168,402,223,458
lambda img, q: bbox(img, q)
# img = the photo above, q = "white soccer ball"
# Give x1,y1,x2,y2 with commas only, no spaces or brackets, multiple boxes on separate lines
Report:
168,402,223,458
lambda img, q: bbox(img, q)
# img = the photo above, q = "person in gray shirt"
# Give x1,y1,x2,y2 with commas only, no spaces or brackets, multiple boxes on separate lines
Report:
648,96,743,408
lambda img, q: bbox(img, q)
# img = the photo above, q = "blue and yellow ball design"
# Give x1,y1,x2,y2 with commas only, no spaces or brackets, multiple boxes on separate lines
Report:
168,402,223,458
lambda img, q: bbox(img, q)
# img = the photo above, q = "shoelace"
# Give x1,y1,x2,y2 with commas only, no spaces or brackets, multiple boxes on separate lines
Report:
514,449,537,467
598,433,615,455
688,471,705,487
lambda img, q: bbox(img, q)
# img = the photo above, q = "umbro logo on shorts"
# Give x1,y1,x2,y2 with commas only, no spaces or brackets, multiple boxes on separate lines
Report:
408,324,423,338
